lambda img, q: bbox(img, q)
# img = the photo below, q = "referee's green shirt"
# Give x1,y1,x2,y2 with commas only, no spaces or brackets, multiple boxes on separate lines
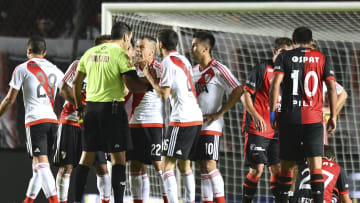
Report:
77,43,136,102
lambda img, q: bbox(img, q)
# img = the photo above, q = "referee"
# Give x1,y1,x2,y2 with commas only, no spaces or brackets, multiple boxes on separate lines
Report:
72,22,147,203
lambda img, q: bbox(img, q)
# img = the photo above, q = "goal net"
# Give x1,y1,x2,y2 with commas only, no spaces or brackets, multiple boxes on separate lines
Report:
102,3,360,202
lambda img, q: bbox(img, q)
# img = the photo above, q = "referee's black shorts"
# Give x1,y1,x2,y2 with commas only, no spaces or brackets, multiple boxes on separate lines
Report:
278,122,323,161
83,101,132,153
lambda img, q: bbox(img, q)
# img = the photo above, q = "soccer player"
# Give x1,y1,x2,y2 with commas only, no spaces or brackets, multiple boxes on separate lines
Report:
269,27,338,203
191,31,242,203
53,35,112,203
127,36,168,203
0,36,64,203
241,37,293,203
292,145,352,203
72,22,148,203
143,29,203,203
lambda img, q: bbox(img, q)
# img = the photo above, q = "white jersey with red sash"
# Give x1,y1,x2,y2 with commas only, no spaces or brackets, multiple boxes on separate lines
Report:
9,57,64,127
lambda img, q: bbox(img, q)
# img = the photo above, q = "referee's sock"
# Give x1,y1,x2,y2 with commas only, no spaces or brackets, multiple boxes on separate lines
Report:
276,170,293,203
242,172,260,203
74,164,90,202
112,164,126,203
310,169,324,203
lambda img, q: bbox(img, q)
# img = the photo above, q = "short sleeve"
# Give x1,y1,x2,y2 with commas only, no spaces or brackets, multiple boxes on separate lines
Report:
216,64,241,95
336,167,349,195
244,63,264,95
56,68,65,89
9,66,25,90
335,81,344,95
118,52,136,74
159,59,173,88
77,55,86,74
274,53,285,75
323,55,335,81
63,60,79,88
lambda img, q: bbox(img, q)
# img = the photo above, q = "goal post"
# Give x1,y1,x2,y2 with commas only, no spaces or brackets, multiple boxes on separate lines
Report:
102,2,360,202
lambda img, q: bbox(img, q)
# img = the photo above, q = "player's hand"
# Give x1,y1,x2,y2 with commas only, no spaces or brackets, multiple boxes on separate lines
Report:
252,113,266,132
76,106,86,123
204,112,223,125
327,117,337,134
270,111,276,129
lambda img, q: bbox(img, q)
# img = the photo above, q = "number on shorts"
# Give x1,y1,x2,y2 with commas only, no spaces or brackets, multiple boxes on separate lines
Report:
162,139,169,151
151,144,161,156
205,142,214,155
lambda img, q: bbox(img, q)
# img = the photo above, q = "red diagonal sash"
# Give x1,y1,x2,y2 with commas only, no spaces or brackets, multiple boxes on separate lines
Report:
27,61,54,107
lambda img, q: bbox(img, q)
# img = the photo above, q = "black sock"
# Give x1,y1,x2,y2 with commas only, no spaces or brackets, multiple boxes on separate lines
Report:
310,169,324,203
276,170,293,203
270,175,279,200
74,164,90,202
112,164,126,203
242,173,260,203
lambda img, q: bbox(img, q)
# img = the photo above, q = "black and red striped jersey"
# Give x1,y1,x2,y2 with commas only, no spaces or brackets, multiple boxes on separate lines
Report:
274,48,335,124
242,60,278,138
293,159,349,203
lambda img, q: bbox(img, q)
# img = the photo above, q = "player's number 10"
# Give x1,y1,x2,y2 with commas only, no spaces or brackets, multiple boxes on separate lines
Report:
291,70,319,97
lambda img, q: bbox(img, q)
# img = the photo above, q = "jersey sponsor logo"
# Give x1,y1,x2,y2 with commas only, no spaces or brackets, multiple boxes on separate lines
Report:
250,144,265,151
89,55,110,62
292,56,320,63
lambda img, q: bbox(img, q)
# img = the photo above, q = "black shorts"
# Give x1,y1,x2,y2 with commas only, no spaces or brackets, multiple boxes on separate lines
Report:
278,122,323,161
25,122,58,158
163,125,201,160
244,133,280,166
83,101,132,153
53,124,107,167
127,127,163,164
194,135,220,161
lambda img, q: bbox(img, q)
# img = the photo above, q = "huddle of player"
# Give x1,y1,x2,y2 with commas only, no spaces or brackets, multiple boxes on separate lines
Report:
0,20,351,203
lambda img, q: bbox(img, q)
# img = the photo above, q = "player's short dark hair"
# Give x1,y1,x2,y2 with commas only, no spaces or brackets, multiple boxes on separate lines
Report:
274,37,292,51
157,29,178,51
94,34,111,46
324,145,336,160
292,26,313,44
139,35,156,44
111,22,131,40
193,31,216,52
27,36,46,54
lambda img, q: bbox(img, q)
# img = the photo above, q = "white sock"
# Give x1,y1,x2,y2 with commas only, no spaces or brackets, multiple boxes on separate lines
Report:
130,172,143,200
182,170,195,203
201,174,213,201
142,173,150,203
157,170,167,198
209,169,225,197
163,170,178,203
37,163,57,198
25,165,42,199
97,173,111,201
56,172,70,202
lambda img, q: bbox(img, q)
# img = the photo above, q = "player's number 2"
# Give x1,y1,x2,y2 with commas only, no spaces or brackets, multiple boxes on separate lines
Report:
36,73,57,99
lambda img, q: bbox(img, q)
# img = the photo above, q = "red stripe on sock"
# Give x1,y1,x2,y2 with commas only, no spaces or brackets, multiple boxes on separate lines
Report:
310,179,324,183
134,200,143,203
246,173,260,183
215,196,226,203
24,197,35,203
48,195,59,203
163,196,169,203
270,175,278,183
280,170,293,177
203,201,213,203
311,168,322,175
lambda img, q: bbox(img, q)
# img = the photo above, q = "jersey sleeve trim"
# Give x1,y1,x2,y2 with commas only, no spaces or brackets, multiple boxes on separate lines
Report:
325,76,335,81
63,60,79,83
339,190,349,195
25,118,59,128
244,85,255,95
200,130,222,136
273,71,284,75
169,121,203,127
213,61,240,88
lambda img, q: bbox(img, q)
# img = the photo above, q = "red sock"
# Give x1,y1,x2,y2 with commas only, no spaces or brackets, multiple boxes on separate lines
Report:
163,196,169,203
215,196,225,203
24,197,35,203
101,200,110,203
48,195,59,203
60,201,67,203
134,200,143,203
203,201,213,203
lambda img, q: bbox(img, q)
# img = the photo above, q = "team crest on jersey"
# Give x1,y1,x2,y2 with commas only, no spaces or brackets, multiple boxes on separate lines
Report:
195,68,215,95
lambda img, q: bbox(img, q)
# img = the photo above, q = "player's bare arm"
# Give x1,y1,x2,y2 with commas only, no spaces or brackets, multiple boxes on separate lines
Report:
269,73,283,129
325,79,337,134
0,87,19,116
73,70,86,119
335,88,348,115
204,85,243,124
143,65,170,99
240,90,266,132
340,194,353,203
60,82,76,105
